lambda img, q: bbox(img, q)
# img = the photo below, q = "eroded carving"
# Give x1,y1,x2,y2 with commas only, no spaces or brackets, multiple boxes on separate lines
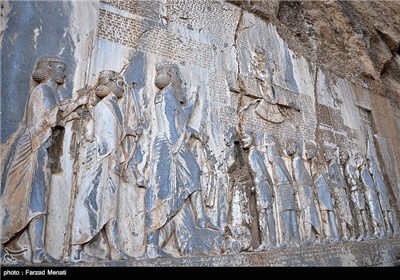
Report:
1,55,87,264
266,135,300,249
323,146,356,242
287,138,322,246
70,70,135,262
141,63,220,259
242,131,277,251
354,152,385,239
307,142,340,244
339,148,370,241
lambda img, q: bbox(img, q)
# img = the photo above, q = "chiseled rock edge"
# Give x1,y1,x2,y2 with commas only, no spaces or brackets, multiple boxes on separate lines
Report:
4,237,399,267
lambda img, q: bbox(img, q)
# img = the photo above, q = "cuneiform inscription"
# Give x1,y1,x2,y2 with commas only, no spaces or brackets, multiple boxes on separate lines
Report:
98,9,213,68
317,104,343,130
101,0,161,22
98,9,150,48
165,0,240,43
218,106,237,127
208,74,229,104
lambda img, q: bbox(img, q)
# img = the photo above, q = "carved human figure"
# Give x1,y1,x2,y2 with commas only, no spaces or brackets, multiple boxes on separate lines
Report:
338,148,369,241
189,132,225,236
70,70,134,262
306,142,340,243
354,152,385,239
266,135,300,248
242,131,277,251
1,55,87,264
222,127,254,253
252,46,284,123
141,63,219,259
287,138,322,246
213,154,229,234
323,147,355,242
366,155,399,237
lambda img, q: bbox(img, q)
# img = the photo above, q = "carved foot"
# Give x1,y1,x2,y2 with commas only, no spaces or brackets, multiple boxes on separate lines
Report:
254,244,266,252
290,242,301,248
111,250,133,261
364,233,373,240
32,250,59,264
70,249,100,263
222,237,241,254
355,235,364,242
303,238,313,246
198,218,220,231
331,238,340,244
341,236,350,242
142,245,172,259
279,242,289,249
2,257,26,265
1,249,26,265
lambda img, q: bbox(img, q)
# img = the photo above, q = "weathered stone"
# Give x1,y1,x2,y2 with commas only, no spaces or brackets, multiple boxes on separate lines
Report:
1,0,399,267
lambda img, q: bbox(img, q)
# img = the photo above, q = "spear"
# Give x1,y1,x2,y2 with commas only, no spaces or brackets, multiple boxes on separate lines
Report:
62,32,95,261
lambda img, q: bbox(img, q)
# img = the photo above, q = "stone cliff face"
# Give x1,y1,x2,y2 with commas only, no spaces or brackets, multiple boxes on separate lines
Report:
1,0,399,266
235,1,400,105
232,0,400,210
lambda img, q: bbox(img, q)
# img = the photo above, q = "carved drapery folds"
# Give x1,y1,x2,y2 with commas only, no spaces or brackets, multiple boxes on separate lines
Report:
1,52,399,265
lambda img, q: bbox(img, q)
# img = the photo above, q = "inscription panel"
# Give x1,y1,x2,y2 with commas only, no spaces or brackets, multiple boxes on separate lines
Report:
165,0,240,43
98,8,213,68
100,0,161,21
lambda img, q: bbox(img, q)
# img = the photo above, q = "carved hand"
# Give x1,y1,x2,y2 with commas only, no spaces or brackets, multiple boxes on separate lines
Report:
77,93,89,106
134,126,143,137
136,176,147,188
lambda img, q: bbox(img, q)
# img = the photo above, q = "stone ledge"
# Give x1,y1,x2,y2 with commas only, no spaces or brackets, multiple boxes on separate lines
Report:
3,237,399,267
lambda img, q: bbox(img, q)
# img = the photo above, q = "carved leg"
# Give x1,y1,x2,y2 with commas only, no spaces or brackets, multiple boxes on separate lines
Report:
29,215,58,264
321,211,331,243
328,211,340,242
143,231,171,259
290,210,301,246
354,211,365,241
341,221,350,242
191,191,219,231
388,210,400,237
105,219,132,260
361,210,372,239
255,209,268,251
70,244,100,263
267,208,277,248
279,211,290,249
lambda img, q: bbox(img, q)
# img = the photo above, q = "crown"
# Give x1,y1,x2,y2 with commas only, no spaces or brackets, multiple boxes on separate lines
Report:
156,62,178,71
37,55,64,64
98,70,118,80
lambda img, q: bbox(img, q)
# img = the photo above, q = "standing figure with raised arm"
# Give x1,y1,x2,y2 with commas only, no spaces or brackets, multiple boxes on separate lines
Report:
142,63,218,259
